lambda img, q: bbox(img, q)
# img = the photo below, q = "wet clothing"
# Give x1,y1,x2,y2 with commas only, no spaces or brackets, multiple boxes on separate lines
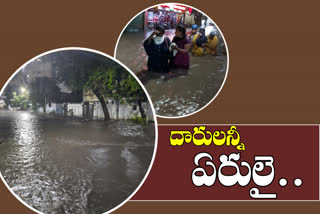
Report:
170,36,191,70
196,34,207,47
188,32,197,43
205,35,219,55
191,34,207,56
143,36,171,73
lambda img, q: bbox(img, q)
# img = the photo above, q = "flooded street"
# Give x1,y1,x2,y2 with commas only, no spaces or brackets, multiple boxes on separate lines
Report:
116,29,227,117
0,110,155,214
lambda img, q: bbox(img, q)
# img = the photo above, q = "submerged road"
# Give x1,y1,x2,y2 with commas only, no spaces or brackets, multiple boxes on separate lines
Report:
0,110,155,214
116,29,227,117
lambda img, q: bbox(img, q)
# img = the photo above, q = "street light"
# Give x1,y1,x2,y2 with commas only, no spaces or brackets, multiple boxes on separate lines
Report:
21,87,26,94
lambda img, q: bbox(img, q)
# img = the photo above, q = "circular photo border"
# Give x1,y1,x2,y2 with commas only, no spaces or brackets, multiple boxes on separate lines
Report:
0,47,159,214
114,2,230,119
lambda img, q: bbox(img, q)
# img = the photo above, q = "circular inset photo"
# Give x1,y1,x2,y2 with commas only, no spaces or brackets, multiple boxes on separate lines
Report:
115,3,229,118
0,48,157,214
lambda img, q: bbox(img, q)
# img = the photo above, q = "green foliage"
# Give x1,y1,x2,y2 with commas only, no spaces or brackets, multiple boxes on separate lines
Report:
54,51,122,92
85,66,149,120
130,115,146,123
31,101,40,112
50,51,149,119
84,66,144,102
120,75,148,119
85,66,115,98
51,51,147,103
10,91,29,110
10,92,18,107
119,75,147,105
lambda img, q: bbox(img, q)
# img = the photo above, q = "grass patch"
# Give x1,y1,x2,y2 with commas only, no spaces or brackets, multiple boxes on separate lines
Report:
131,115,146,123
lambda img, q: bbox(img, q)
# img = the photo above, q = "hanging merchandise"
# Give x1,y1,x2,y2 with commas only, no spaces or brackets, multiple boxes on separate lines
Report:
185,12,195,26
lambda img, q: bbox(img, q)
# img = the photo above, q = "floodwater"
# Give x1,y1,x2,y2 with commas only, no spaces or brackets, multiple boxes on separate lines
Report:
0,110,155,214
116,29,228,117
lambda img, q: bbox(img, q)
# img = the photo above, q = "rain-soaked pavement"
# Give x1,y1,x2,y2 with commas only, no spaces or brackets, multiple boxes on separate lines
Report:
0,110,155,214
116,28,228,117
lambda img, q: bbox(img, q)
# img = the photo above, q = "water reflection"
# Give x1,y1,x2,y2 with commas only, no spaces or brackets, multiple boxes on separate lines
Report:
146,55,227,117
121,147,142,183
13,112,41,145
0,110,155,214
116,29,227,117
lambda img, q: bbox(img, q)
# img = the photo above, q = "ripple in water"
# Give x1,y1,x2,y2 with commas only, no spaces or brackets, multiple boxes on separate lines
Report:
0,110,155,214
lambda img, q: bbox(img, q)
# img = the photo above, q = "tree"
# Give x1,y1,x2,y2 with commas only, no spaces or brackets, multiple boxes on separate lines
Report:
86,65,149,120
88,67,149,120
85,66,135,120
41,50,148,121
120,75,148,119
54,51,123,120
84,67,115,120
2,71,27,109
10,91,29,110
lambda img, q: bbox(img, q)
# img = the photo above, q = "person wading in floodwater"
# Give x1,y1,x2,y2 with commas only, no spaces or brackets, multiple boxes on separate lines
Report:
188,24,198,46
143,25,171,73
205,31,220,55
170,25,191,71
191,27,207,56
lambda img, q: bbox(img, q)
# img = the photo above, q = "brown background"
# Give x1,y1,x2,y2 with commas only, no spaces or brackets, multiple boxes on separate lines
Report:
133,126,319,200
0,0,320,213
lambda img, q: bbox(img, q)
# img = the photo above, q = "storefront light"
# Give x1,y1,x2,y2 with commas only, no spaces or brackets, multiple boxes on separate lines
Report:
174,5,186,11
160,4,186,12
